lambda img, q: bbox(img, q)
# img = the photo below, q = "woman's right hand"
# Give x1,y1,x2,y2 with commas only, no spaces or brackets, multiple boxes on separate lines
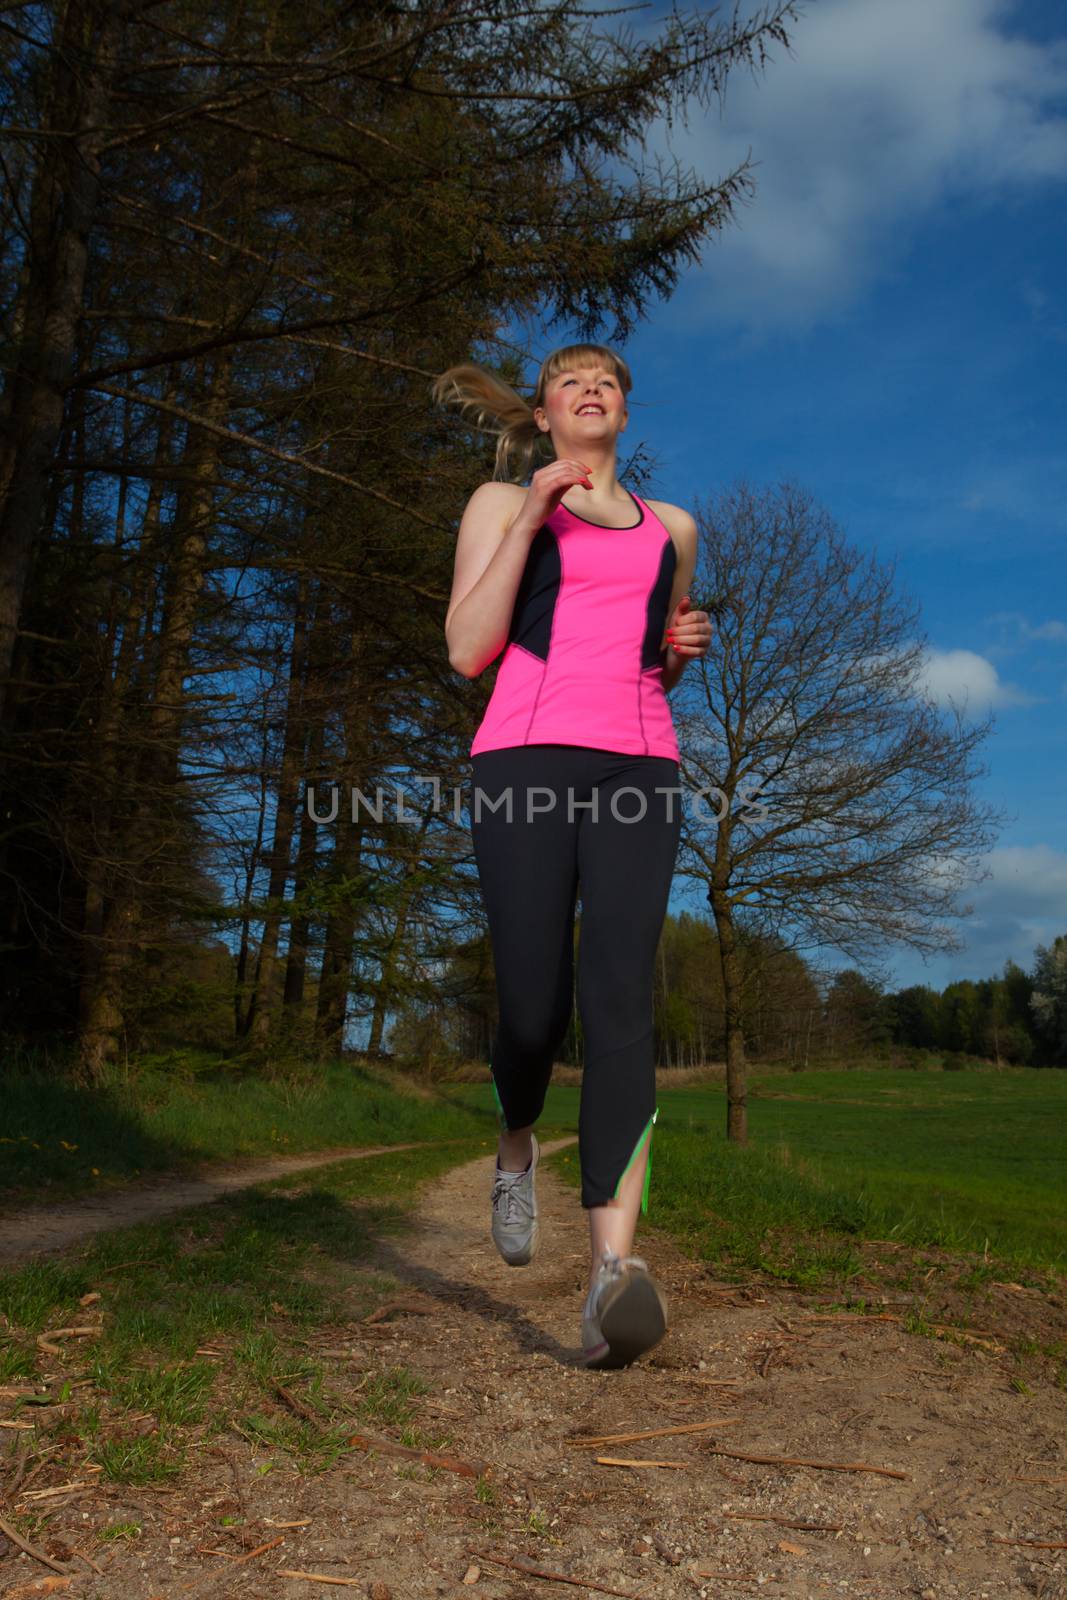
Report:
514,458,593,533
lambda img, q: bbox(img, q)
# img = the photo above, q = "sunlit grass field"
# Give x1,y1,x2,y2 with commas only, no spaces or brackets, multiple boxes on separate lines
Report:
449,1066,1067,1281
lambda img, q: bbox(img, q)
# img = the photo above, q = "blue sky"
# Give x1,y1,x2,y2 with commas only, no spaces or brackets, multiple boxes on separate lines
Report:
535,0,1067,993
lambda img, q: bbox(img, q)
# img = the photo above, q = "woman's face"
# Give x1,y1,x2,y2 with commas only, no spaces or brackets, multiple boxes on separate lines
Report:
535,365,628,449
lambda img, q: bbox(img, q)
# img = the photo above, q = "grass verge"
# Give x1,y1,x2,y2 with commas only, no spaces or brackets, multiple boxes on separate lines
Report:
0,1053,501,1201
0,1137,488,1548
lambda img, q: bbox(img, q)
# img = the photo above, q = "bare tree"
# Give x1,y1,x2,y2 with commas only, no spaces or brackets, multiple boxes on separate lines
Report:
672,479,1006,1141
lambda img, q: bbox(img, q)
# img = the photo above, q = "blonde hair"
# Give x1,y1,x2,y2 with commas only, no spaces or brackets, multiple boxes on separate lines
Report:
431,344,633,482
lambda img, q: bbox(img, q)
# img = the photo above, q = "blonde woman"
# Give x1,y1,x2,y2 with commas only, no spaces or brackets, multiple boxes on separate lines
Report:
437,346,713,1368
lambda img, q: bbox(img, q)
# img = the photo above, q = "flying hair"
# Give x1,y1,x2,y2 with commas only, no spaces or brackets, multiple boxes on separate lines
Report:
431,344,632,482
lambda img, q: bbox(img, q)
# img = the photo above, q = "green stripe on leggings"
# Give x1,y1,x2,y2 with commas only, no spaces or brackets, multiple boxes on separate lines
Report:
613,1106,659,1216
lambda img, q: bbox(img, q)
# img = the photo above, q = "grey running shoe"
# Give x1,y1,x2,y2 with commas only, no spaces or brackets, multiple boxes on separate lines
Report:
490,1134,540,1266
582,1246,667,1369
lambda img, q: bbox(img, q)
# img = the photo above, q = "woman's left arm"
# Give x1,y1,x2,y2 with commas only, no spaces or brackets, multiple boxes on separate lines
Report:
655,506,714,693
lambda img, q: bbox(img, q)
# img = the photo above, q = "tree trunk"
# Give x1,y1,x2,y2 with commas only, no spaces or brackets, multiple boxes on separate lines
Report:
234,719,272,1040
315,801,365,1056
0,0,125,719
367,891,411,1059
709,882,748,1142
284,713,324,1011
79,384,176,1032
315,627,370,1057
76,353,230,1078
247,576,310,1043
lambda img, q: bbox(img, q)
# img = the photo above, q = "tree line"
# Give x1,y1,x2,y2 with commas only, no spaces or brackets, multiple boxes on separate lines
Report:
394,915,1067,1074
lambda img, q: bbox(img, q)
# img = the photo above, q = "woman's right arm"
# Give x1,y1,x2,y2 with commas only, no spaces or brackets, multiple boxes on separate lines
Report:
445,461,592,678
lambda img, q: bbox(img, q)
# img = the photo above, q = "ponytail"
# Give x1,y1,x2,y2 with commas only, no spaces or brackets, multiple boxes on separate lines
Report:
432,344,632,483
430,363,544,482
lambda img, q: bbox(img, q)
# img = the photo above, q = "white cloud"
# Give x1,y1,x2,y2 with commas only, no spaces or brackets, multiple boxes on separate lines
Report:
653,0,1067,334
974,843,1067,920
889,843,1067,984
986,610,1067,644
918,645,1035,709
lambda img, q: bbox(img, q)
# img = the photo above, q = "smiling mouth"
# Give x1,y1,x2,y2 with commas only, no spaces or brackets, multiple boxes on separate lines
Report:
576,405,604,416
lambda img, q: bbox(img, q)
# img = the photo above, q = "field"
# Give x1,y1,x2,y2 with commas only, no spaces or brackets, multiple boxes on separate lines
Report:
450,1064,1067,1280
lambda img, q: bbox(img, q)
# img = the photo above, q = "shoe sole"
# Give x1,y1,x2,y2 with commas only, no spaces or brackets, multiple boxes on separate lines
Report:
494,1216,540,1267
585,1272,667,1369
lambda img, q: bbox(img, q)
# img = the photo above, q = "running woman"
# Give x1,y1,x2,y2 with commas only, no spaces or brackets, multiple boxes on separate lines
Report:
435,346,713,1368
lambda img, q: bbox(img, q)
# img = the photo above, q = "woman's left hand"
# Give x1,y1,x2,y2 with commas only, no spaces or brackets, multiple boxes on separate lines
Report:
665,595,714,657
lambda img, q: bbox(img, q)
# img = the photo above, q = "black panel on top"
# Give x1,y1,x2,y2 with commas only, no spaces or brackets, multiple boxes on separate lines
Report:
640,536,677,669
505,524,561,662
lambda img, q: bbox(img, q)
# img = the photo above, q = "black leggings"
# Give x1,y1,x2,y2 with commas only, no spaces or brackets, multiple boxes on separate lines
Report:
469,744,682,1212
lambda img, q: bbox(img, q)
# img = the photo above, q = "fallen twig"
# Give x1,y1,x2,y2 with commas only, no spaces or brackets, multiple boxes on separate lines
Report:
725,1512,844,1532
276,1385,318,1422
989,1535,1067,1550
692,1568,765,1583
1011,1474,1067,1485
277,1572,363,1587
363,1298,436,1325
798,1312,1004,1351
6,1434,32,1498
595,1456,687,1470
210,1447,248,1521
347,1431,482,1478
568,1418,742,1448
231,1535,286,1566
178,1539,285,1597
0,1513,72,1575
35,1326,102,1357
19,1480,96,1502
704,1445,907,1480
651,1532,680,1565
468,1544,651,1599
2,1577,71,1598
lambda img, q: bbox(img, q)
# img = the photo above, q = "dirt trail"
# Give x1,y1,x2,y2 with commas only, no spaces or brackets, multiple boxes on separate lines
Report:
0,1142,429,1263
344,1139,1066,1600
4,1139,1065,1600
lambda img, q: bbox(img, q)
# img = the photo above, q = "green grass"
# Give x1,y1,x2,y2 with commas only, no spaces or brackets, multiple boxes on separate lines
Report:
98,1522,142,1542
653,1067,1067,1275
450,1066,1067,1283
0,1053,497,1199
0,1139,488,1489
358,1364,429,1428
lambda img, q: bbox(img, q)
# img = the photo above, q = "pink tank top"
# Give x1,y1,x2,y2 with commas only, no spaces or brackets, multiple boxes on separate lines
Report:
469,490,680,762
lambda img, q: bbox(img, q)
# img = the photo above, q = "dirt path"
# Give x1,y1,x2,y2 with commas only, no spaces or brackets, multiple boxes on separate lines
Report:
4,1140,1065,1600
342,1139,1067,1600
0,1142,430,1263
